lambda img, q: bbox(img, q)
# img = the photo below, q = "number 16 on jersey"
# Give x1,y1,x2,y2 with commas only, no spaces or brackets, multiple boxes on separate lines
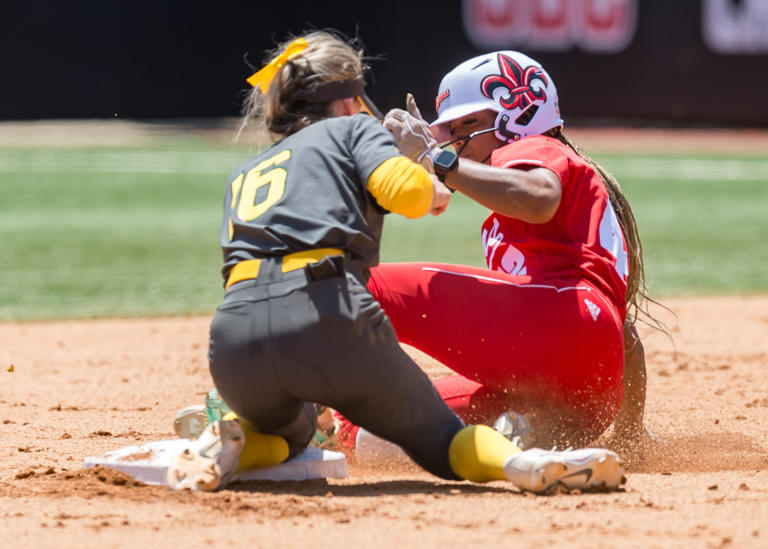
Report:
228,149,292,240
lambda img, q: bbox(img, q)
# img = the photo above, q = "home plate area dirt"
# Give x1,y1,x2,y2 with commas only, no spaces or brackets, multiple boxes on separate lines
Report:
1,295,767,548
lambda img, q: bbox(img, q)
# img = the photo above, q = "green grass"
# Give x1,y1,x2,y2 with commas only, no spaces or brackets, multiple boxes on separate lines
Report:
2,147,767,321
0,148,233,320
601,154,768,296
382,153,768,297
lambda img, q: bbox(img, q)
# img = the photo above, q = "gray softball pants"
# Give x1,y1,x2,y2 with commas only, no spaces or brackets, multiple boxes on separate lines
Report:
207,258,464,480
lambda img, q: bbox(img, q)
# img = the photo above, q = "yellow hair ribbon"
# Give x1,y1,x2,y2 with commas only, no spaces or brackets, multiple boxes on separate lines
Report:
246,38,309,93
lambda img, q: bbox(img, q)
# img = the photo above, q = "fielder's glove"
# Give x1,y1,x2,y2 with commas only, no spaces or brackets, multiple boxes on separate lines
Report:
383,93,438,172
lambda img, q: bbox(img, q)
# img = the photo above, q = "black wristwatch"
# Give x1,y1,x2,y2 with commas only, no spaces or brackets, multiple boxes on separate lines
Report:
432,148,459,183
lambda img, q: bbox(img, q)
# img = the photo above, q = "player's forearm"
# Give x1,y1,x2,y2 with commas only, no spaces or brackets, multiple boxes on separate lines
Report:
613,323,647,437
443,160,561,223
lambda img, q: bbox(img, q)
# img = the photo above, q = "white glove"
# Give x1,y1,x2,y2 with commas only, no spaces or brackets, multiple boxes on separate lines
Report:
383,93,438,172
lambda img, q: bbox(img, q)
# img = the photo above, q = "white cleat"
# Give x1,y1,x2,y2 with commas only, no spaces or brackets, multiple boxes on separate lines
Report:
167,420,244,491
503,447,626,494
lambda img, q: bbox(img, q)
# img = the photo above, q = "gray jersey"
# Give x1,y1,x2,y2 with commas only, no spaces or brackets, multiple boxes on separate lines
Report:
220,114,401,283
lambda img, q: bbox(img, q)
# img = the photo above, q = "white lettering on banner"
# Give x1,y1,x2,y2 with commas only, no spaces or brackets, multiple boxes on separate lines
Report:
703,0,768,54
529,0,572,50
578,0,638,52
462,0,530,49
462,0,638,52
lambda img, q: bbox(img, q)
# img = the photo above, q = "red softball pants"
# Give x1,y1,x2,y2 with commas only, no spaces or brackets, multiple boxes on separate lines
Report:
365,262,626,446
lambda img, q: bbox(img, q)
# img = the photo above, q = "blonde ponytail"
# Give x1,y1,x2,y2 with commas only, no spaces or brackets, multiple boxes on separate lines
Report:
239,31,366,141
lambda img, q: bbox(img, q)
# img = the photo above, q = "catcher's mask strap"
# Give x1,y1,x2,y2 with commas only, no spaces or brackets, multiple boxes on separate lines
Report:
293,77,383,120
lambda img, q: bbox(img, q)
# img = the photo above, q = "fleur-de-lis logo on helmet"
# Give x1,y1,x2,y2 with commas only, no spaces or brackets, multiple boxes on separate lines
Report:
480,53,548,110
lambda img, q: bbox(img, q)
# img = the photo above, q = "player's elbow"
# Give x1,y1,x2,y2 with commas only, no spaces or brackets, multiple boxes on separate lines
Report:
519,181,561,224
395,180,434,219
367,157,433,219
528,168,562,223
528,193,560,223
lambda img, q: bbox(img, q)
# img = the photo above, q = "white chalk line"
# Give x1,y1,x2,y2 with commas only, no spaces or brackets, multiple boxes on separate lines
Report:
0,150,248,174
0,151,766,181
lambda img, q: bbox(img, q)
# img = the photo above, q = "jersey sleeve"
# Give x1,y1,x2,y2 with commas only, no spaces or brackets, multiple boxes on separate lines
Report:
348,114,403,184
366,157,433,218
491,136,572,187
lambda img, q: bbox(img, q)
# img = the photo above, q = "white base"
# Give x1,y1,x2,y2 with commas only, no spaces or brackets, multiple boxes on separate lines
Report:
84,438,348,485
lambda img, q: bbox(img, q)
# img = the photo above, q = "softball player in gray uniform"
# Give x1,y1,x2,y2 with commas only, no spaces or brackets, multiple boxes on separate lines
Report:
210,111,464,475
167,30,625,494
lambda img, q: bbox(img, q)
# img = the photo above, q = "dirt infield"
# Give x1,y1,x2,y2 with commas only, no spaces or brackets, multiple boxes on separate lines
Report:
2,120,767,546
1,295,767,548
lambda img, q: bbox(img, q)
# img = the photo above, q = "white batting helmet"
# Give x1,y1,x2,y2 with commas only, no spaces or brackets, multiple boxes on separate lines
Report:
430,51,563,143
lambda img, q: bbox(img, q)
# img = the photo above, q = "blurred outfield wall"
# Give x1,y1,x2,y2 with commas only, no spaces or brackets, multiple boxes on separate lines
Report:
2,0,767,125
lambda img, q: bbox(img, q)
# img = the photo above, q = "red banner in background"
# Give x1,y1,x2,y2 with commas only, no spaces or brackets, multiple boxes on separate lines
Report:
463,0,637,53
3,0,768,124
578,0,637,52
462,0,530,49
529,0,572,50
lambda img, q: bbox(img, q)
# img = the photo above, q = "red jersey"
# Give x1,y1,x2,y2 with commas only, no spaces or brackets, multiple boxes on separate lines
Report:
482,135,629,317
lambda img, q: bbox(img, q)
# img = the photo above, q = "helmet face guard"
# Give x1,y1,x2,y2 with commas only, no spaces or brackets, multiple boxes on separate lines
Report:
431,51,563,144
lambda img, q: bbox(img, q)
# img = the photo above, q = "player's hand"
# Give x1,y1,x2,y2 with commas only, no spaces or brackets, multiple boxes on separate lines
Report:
430,175,451,216
383,94,437,172
405,92,423,120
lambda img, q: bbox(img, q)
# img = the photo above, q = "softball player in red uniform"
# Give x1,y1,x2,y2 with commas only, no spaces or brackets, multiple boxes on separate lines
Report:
168,34,626,493
340,50,651,451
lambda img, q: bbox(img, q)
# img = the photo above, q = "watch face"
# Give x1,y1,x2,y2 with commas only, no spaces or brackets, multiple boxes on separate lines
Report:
435,149,458,170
